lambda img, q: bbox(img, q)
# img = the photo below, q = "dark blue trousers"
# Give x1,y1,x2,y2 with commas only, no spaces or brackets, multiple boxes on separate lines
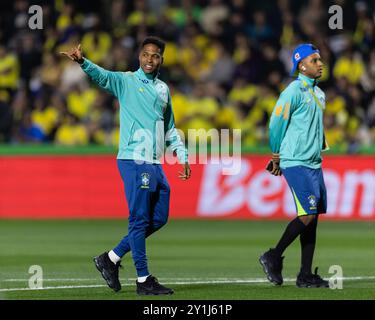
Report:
113,160,170,277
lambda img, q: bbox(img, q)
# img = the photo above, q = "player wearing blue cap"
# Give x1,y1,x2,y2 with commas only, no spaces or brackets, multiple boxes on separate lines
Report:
259,44,329,288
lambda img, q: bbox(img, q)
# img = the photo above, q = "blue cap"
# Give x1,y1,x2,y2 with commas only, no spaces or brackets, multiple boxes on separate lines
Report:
290,43,320,76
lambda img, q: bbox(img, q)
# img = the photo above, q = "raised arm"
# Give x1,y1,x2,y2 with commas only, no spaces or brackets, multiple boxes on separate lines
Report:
60,44,125,97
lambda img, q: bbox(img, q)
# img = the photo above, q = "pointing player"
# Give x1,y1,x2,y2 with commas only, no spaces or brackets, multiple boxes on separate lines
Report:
61,37,191,295
260,44,329,288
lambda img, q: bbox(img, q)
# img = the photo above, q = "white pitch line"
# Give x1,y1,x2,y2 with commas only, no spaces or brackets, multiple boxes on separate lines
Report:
0,279,271,292
4,278,124,282
3,276,375,282
1,276,375,292
0,284,107,292
2,277,269,282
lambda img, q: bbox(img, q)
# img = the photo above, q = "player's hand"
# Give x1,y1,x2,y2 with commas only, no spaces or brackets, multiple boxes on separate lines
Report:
178,163,191,180
266,153,282,176
60,44,84,64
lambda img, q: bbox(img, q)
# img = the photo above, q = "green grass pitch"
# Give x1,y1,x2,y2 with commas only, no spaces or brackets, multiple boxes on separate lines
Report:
0,219,374,300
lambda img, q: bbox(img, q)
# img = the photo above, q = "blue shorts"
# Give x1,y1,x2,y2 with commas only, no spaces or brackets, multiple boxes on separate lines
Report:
282,166,327,216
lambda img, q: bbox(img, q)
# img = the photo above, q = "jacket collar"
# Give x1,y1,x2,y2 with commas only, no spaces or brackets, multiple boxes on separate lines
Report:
298,73,318,87
135,67,158,81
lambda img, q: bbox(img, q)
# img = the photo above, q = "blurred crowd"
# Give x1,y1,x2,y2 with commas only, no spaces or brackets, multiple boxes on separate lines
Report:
0,0,374,152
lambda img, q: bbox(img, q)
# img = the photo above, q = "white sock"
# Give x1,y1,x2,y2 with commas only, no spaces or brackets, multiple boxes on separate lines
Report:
108,250,121,264
137,275,150,283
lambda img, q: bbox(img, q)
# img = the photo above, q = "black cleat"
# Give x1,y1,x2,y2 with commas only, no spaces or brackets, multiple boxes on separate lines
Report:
136,275,174,295
259,248,284,285
93,252,122,292
296,267,329,288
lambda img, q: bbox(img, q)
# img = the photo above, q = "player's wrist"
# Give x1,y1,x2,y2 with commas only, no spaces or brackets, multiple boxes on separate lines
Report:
272,153,280,163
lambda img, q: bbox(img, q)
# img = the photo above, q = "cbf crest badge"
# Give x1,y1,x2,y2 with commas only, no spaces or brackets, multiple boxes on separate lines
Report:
141,173,150,189
308,195,317,209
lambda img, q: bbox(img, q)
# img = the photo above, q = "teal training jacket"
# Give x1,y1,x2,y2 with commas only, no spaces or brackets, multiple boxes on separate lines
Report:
81,58,188,164
269,73,327,169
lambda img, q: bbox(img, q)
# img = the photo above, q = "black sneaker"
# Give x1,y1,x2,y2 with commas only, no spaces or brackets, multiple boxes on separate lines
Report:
136,275,174,295
296,267,329,288
259,248,284,285
93,252,122,292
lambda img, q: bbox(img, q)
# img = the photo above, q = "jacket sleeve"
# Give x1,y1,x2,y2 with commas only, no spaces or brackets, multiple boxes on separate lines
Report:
164,92,188,164
269,85,299,153
80,58,126,97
